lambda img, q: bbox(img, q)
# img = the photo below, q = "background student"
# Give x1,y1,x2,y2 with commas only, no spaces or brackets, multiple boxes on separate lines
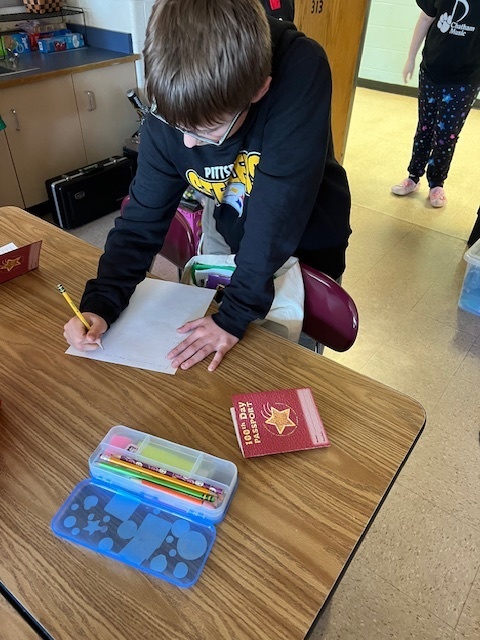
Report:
391,0,480,208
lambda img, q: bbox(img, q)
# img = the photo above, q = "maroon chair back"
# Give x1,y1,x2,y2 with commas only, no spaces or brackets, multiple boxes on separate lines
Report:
121,196,197,271
160,211,197,270
300,263,358,352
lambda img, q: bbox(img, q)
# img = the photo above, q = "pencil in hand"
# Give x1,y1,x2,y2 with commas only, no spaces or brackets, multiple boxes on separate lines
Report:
57,284,104,350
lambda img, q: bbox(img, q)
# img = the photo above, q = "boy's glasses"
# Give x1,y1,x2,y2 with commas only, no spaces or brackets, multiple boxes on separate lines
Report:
150,99,245,146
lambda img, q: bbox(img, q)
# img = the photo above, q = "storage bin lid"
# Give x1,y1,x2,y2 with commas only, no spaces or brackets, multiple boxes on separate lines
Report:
464,237,480,266
52,479,216,588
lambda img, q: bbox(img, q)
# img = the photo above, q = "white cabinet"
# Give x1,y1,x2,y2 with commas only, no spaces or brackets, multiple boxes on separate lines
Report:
0,60,138,208
73,62,139,164
0,130,23,208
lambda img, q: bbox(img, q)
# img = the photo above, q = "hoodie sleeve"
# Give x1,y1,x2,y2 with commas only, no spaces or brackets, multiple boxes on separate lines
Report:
213,38,337,339
80,115,187,325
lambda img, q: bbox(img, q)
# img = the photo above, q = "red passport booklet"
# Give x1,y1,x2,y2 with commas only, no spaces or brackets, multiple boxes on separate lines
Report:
0,241,42,284
230,387,330,458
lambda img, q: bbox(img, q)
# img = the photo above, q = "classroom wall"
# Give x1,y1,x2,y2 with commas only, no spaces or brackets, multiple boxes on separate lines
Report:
67,0,153,88
358,0,422,88
0,0,23,8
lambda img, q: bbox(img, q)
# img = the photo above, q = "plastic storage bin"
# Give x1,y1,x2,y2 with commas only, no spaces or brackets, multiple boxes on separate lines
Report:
458,238,480,316
52,426,238,587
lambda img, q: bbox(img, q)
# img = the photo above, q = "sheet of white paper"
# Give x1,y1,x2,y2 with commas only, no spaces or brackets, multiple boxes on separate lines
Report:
66,278,215,374
0,242,18,255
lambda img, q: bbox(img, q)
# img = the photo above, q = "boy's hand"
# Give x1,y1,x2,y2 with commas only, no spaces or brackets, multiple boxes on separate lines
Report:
168,316,239,372
63,313,107,351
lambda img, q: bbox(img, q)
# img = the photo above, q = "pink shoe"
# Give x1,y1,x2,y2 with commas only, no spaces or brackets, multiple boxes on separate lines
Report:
391,178,420,196
429,186,447,208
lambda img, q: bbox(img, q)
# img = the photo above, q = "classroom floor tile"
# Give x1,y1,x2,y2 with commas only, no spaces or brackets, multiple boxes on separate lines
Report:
354,484,480,629
383,310,476,377
359,343,451,415
397,375,480,530
310,558,455,640
455,569,480,639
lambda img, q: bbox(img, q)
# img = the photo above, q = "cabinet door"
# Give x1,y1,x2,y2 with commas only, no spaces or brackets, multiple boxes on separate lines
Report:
0,76,87,207
296,0,370,161
73,62,139,164
0,130,24,208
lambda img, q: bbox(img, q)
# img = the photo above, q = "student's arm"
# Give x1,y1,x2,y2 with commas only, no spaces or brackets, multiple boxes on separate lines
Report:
403,10,435,83
213,37,341,341
78,116,187,326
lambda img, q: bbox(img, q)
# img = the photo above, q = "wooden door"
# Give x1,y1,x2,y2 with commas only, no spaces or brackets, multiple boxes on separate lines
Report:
0,76,87,207
73,62,139,164
0,130,24,208
296,0,371,162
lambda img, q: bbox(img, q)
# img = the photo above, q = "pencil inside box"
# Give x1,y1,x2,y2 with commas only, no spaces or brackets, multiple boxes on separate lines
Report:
89,425,238,524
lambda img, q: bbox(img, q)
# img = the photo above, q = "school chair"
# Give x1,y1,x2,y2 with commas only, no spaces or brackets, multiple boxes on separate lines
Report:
300,264,358,353
120,196,359,352
121,196,197,280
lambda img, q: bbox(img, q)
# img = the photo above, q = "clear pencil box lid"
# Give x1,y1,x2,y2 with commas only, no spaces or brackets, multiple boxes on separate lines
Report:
51,426,238,588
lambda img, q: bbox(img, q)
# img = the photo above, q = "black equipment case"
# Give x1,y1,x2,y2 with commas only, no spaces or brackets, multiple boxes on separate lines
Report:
46,156,134,230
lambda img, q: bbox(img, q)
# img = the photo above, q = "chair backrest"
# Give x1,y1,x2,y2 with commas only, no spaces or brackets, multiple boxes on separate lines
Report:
121,196,197,271
300,263,358,352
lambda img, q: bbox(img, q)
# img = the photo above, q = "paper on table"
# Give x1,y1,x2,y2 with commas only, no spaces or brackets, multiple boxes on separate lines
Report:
66,278,215,374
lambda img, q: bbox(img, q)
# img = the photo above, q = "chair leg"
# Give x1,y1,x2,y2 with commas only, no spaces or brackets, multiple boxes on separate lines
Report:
314,341,325,355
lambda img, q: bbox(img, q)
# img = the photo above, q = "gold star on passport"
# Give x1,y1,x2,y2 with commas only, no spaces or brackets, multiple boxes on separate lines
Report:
0,256,22,272
264,406,296,435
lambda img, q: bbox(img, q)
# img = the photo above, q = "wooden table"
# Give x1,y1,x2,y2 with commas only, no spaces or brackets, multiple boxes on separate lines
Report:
0,206,426,640
0,595,40,640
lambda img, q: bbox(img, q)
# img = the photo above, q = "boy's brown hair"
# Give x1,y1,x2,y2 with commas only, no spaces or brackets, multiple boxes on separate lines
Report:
144,0,272,130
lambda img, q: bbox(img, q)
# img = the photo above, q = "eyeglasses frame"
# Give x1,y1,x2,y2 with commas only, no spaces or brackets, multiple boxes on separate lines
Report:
150,100,246,146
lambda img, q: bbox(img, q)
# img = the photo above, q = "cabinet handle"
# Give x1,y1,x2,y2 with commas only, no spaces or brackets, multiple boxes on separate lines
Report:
11,108,20,131
85,90,96,111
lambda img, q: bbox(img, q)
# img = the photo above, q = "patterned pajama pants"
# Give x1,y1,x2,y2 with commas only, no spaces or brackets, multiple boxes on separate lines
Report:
408,68,479,188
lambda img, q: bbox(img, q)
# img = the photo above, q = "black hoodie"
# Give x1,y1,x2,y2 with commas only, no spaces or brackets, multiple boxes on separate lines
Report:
81,18,351,339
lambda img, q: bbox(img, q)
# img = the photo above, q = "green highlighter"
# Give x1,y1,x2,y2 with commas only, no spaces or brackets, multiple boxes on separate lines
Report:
141,443,196,472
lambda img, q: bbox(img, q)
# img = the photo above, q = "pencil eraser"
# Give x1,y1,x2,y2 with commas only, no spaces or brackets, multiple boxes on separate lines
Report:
107,435,133,450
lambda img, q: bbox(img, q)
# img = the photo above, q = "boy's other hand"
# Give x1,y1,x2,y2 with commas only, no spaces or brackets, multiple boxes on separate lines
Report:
63,312,107,351
168,316,239,372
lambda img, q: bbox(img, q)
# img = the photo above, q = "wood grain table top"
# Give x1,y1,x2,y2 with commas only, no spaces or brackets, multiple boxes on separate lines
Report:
0,206,426,640
0,594,40,640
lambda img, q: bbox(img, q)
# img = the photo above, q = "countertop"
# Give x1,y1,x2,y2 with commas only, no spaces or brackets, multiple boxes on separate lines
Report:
0,47,140,89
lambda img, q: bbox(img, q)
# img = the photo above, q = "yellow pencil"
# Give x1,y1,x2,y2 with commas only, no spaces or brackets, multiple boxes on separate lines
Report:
57,284,104,349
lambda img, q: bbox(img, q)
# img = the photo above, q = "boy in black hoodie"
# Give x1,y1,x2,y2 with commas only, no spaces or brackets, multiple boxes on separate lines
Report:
63,0,351,371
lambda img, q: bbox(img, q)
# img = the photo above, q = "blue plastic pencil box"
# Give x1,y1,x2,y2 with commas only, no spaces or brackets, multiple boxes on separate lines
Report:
51,425,238,587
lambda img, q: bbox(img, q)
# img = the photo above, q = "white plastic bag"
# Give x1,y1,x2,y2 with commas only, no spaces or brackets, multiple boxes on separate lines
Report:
181,254,304,342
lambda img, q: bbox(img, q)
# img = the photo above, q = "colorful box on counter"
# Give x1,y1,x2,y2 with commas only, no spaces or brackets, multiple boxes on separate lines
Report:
0,32,30,56
38,32,84,53
27,28,70,51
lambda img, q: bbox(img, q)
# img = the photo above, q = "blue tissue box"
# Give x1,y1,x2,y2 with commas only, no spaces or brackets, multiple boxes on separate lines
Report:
38,32,84,53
